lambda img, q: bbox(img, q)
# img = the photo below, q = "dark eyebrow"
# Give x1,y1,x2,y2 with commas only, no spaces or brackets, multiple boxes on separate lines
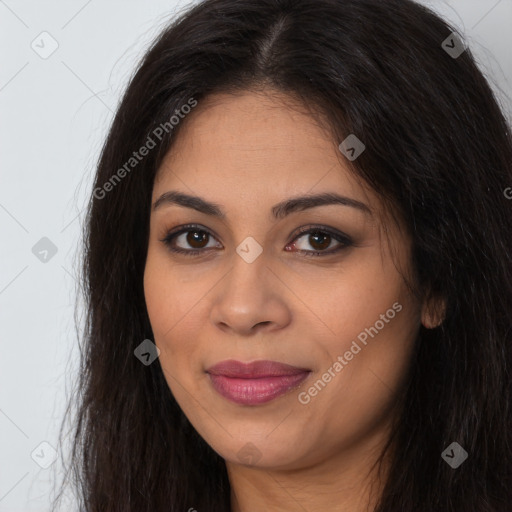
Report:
152,191,372,219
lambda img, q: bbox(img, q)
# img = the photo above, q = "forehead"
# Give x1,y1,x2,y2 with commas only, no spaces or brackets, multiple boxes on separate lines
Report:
153,89,377,215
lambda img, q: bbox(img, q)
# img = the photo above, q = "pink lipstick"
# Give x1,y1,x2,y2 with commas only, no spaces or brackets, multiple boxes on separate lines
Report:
206,360,311,405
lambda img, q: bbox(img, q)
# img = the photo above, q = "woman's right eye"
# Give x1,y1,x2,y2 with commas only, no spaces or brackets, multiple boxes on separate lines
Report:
160,225,221,256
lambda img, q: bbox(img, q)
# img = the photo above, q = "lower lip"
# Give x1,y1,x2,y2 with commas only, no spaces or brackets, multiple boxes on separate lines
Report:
207,372,310,405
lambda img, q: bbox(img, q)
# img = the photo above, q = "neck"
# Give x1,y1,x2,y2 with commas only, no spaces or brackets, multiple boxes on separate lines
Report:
227,430,393,512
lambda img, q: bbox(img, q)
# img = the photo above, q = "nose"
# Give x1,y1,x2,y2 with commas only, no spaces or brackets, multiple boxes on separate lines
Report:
209,253,292,336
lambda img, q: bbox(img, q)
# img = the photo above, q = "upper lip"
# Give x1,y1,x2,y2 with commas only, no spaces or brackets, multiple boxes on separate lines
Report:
206,359,311,378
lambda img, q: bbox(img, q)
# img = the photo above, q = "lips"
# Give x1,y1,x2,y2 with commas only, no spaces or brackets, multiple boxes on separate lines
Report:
206,360,311,405
207,359,310,378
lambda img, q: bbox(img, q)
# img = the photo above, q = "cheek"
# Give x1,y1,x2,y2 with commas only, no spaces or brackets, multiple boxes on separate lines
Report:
333,300,418,417
317,251,417,347
143,250,210,371
143,251,183,360
143,261,171,338
308,301,418,451
312,250,419,408
144,242,191,334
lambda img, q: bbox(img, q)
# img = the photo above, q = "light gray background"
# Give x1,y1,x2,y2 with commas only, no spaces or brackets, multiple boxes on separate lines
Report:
1,1,511,510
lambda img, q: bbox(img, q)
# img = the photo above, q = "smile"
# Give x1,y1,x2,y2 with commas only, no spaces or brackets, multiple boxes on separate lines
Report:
206,359,311,405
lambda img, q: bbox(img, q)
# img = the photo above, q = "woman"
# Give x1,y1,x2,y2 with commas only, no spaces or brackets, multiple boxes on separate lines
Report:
53,0,512,510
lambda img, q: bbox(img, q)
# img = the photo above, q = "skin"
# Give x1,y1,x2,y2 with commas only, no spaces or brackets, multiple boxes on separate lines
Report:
143,88,443,512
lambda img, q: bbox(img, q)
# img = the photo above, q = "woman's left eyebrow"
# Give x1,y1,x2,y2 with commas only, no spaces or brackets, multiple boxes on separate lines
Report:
152,190,372,219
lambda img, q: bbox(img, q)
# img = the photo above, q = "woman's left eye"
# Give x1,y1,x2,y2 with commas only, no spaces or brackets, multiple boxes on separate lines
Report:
160,224,353,257
288,228,353,256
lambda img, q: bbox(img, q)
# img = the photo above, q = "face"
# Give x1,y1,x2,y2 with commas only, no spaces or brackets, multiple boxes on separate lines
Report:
143,88,423,471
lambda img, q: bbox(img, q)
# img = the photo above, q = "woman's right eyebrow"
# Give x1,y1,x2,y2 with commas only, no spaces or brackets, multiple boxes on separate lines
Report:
152,190,373,219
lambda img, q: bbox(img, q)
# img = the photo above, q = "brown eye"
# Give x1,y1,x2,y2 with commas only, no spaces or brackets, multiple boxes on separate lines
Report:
289,227,352,256
161,224,221,255
161,224,352,258
185,230,210,249
307,232,332,251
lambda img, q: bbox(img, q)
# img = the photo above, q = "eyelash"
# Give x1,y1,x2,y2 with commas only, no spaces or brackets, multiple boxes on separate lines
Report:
159,223,353,258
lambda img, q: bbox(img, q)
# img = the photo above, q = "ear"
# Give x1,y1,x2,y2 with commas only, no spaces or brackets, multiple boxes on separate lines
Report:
421,294,446,329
